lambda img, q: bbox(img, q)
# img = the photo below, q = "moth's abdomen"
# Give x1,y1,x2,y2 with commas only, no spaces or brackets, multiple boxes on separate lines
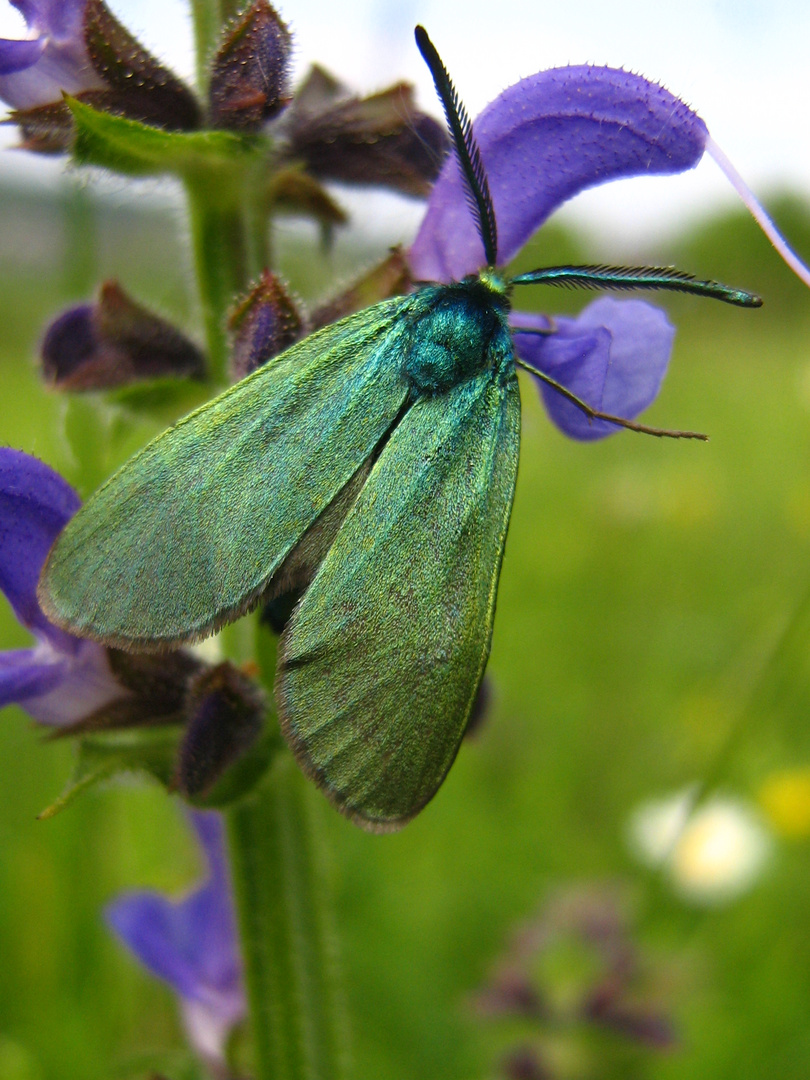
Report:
403,275,512,395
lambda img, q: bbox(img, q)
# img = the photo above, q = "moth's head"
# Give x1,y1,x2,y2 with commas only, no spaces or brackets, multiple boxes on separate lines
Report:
476,268,510,300
457,268,512,313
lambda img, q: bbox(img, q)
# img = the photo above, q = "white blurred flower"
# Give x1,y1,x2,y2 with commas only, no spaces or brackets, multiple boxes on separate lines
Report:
628,788,772,906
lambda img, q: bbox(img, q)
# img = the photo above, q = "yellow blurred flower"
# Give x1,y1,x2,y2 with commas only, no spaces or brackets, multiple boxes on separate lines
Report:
759,768,810,838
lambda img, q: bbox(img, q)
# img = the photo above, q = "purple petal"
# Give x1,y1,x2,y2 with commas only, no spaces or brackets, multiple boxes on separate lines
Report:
0,37,99,107
41,290,206,391
0,638,120,726
13,640,120,725
410,67,707,282
106,811,244,1061
10,0,86,41
514,296,675,440
0,37,44,77
0,450,122,726
0,449,80,648
0,0,100,110
0,647,65,704
181,998,241,1067
7,0,44,31
191,806,230,882
40,303,97,379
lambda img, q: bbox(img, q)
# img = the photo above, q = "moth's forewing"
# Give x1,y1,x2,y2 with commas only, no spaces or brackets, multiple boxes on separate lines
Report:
262,456,375,611
38,299,411,650
277,369,521,831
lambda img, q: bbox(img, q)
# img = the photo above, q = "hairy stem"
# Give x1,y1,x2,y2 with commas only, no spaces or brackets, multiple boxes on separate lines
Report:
185,177,248,383
226,746,349,1080
188,0,221,97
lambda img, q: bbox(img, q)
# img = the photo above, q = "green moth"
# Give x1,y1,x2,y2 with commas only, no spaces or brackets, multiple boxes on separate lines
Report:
39,28,760,831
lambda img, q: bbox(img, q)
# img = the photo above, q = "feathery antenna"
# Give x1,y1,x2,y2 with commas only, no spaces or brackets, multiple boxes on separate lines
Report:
415,25,498,268
512,264,762,308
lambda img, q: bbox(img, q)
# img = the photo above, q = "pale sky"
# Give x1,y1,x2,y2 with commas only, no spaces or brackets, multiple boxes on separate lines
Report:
1,0,808,248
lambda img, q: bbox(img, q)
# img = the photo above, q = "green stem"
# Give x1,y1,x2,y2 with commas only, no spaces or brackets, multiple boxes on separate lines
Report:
188,0,221,97
184,0,343,1062
185,177,248,383
226,753,349,1080
242,182,271,282
62,180,98,297
699,582,810,792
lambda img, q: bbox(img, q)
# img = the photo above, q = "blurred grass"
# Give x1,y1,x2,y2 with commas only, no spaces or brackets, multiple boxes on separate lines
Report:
1,178,810,1079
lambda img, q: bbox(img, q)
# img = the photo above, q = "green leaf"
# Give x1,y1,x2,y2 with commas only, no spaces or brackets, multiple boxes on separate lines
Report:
67,96,262,179
39,727,180,819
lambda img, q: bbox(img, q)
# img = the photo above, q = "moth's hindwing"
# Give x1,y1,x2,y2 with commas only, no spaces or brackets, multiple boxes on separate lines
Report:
39,299,411,649
277,369,521,831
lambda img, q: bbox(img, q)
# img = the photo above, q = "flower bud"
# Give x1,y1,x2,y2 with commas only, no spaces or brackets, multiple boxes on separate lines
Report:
12,99,83,154
266,168,348,239
583,982,676,1048
41,281,205,390
82,0,200,131
175,663,265,798
11,0,200,152
280,65,449,197
473,885,677,1075
228,270,305,379
474,967,543,1019
209,0,291,133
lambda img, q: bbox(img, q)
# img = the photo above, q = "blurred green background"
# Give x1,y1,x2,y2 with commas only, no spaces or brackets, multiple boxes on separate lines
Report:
1,175,810,1080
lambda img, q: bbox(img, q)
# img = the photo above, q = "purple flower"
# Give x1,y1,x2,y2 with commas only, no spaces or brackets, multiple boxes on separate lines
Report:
510,299,675,442
107,810,245,1069
0,448,121,725
0,0,102,110
409,66,708,440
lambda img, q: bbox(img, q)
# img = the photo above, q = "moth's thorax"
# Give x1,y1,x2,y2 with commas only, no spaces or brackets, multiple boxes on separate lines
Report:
402,272,513,396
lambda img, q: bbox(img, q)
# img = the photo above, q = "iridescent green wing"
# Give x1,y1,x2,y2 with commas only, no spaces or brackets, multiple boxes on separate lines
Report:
39,299,412,649
277,370,521,831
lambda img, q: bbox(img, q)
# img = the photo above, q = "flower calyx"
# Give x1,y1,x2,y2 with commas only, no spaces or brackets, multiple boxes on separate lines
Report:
208,0,292,134
228,270,306,379
41,280,206,391
9,0,200,153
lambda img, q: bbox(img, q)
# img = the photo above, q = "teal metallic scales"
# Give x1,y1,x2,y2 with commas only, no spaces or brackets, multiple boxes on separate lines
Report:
39,270,521,830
